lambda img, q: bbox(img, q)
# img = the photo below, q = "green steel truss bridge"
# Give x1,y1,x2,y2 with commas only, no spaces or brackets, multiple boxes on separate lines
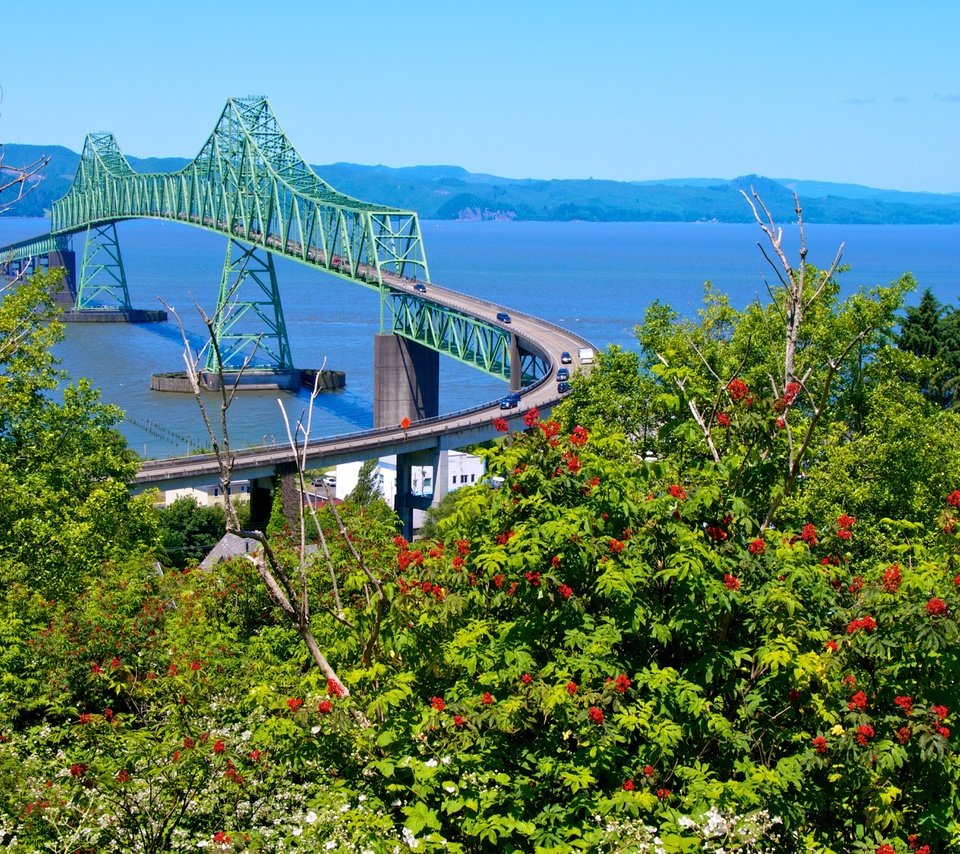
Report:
0,97,548,384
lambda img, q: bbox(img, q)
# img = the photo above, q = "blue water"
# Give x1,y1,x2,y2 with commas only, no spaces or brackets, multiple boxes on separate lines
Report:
1,217,957,458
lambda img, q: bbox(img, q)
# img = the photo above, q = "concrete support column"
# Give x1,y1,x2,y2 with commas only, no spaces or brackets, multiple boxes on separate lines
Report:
510,333,522,392
248,476,275,532
431,449,450,508
47,250,77,307
394,449,438,539
374,333,439,429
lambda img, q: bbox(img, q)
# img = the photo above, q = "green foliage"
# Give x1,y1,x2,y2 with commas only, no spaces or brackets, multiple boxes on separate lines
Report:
157,496,226,568
897,287,960,407
2,237,960,852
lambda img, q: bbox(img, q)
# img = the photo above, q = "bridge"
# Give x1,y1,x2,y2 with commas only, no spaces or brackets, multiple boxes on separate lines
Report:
1,97,594,533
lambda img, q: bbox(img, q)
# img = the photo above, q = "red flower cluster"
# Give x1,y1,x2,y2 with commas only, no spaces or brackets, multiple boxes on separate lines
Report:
848,576,864,595
837,514,855,529
69,763,87,777
493,417,509,433
882,564,902,593
614,674,631,694
643,764,655,777
213,831,232,846
431,696,445,711
707,525,728,542
318,700,333,714
588,707,604,724
895,696,914,715
748,537,766,556
812,735,828,754
825,640,838,653
116,769,132,783
540,419,561,438
801,523,817,546
926,597,948,616
78,713,93,725
622,779,635,791
948,490,960,507
848,691,868,712
481,692,494,705
609,538,624,555
716,412,731,427
452,555,465,570
327,678,346,698
897,726,911,744
525,571,542,587
932,704,949,720
557,583,573,600
521,674,532,685
668,484,686,501
847,615,877,634
876,845,895,854
249,749,262,761
566,682,578,696
183,736,196,750
286,698,303,713
723,574,740,591
656,788,671,800
523,407,540,428
213,739,225,754
453,714,466,727
456,539,471,556
856,724,875,745
496,531,514,545
727,377,749,402
565,453,582,474
570,425,589,446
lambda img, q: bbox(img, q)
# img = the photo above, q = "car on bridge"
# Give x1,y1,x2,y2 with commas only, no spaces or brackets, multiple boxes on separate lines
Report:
499,392,521,409
414,282,427,293
496,311,511,324
560,351,572,364
556,368,570,382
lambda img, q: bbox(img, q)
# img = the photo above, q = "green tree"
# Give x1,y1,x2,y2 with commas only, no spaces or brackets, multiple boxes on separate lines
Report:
157,496,226,568
0,270,158,597
898,287,960,406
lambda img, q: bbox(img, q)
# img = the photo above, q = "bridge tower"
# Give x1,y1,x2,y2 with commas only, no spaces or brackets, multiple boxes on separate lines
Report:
203,239,295,386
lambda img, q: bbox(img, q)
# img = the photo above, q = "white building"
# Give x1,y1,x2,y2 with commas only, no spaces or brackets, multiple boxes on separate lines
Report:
161,480,251,507
334,449,486,519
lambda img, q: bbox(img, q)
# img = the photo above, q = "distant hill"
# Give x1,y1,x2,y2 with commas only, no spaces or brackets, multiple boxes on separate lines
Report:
3,142,960,225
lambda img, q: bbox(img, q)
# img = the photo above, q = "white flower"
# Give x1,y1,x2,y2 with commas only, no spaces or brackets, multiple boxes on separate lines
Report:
324,841,337,850
441,756,451,765
292,827,303,837
241,730,252,741
358,794,367,802
424,758,438,768
339,803,349,813
311,725,322,734
443,783,456,794
402,827,420,849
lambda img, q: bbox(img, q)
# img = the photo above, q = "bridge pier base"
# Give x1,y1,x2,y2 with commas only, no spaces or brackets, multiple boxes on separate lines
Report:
374,333,439,429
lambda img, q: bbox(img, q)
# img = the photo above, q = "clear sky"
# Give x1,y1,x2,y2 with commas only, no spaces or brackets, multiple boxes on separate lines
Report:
2,0,958,193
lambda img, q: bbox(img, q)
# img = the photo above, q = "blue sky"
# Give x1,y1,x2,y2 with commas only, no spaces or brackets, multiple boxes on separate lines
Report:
2,1,958,192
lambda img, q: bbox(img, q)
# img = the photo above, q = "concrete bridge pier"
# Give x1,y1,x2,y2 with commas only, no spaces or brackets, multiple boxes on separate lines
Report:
374,332,442,538
374,333,439,428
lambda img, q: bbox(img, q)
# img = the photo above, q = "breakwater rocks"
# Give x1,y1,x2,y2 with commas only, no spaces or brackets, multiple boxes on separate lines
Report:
150,369,345,394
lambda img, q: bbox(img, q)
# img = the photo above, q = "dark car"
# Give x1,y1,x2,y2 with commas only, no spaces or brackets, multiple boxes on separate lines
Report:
413,282,427,293
560,351,572,364
496,311,511,324
556,368,570,382
557,382,571,394
499,392,521,409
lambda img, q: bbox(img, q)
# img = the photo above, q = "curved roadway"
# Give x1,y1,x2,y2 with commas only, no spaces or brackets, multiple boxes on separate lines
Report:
134,275,594,492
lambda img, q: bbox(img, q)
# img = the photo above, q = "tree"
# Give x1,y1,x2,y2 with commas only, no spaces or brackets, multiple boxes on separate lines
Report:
0,270,158,597
157,496,227,569
897,287,960,406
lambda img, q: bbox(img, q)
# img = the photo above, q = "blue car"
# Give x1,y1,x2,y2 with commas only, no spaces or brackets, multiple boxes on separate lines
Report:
499,392,521,409
496,311,511,324
557,382,571,394
414,282,427,293
556,368,570,382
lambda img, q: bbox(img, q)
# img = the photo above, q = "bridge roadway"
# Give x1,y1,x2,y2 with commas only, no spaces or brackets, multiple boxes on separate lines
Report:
133,275,595,494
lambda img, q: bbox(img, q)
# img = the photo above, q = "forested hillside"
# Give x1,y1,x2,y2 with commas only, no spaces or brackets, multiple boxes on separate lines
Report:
3,141,960,224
